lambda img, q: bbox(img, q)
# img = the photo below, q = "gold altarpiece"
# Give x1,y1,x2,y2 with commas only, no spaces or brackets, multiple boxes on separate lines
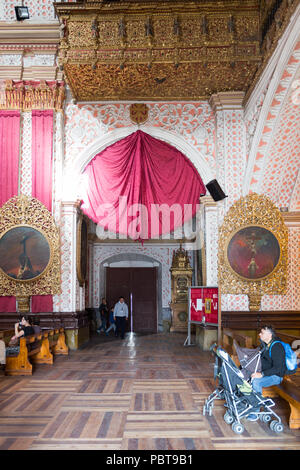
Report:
0,195,61,313
169,246,193,332
218,193,288,311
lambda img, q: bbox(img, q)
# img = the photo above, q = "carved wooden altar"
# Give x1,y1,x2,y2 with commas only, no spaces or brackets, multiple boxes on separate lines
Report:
169,245,193,333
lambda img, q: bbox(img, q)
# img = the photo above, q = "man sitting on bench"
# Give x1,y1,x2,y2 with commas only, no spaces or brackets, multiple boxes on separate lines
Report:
247,325,286,421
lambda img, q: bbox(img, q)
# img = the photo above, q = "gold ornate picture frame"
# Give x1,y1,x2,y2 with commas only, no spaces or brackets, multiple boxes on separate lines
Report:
218,193,288,311
0,195,61,299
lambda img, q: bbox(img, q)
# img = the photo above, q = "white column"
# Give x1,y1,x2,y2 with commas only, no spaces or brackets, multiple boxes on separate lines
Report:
59,201,78,312
209,91,247,217
19,111,32,196
209,92,249,311
200,196,218,286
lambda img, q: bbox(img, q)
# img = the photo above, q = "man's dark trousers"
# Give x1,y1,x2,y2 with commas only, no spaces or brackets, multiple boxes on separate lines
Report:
116,316,126,339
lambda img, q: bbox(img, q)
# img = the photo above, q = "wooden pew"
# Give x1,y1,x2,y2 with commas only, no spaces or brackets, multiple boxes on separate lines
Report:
3,327,68,376
222,328,253,366
5,333,42,376
49,328,69,356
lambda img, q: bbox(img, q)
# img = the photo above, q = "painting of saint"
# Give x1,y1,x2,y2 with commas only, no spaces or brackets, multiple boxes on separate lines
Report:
0,226,51,281
226,226,281,280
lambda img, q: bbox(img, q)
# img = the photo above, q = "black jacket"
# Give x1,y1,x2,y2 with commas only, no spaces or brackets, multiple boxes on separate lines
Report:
260,337,286,377
99,303,109,320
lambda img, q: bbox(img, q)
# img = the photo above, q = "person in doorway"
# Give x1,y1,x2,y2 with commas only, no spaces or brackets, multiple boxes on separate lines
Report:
247,325,286,421
97,298,108,335
113,296,128,339
106,307,116,335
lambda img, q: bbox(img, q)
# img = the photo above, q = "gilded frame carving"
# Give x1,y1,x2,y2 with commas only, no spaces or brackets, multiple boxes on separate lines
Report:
0,195,61,298
218,193,288,311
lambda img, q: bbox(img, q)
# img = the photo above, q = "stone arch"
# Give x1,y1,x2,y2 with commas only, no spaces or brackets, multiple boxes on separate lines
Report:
63,126,214,201
243,6,300,206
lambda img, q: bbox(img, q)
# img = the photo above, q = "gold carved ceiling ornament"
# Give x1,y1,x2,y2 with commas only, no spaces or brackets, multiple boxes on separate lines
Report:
0,195,61,299
218,193,288,311
53,0,297,102
0,80,65,112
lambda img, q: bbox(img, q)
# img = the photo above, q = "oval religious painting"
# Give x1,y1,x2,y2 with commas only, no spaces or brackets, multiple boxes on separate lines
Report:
226,225,281,280
0,225,51,282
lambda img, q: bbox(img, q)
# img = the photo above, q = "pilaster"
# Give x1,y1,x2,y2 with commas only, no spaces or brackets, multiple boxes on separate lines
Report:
58,201,79,312
200,195,218,286
209,91,247,217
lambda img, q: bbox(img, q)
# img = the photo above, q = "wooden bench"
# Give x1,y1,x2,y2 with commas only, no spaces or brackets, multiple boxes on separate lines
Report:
222,328,253,366
48,328,69,356
3,327,68,376
222,328,300,429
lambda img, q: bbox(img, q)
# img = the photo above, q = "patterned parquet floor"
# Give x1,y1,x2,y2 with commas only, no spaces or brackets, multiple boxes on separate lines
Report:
0,332,300,451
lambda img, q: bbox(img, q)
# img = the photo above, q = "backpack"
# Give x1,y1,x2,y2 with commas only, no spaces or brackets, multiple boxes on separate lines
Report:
269,340,298,374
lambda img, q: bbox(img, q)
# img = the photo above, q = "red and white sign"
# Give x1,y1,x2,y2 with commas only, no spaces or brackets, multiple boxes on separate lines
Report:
189,286,218,325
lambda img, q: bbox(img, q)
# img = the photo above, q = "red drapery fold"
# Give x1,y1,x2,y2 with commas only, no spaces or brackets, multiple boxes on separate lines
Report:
0,111,20,312
81,130,206,239
31,110,53,212
31,110,53,313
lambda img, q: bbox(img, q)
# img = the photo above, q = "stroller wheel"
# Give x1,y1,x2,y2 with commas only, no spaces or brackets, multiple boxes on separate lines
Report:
224,412,234,424
260,413,271,423
270,420,284,433
232,422,244,435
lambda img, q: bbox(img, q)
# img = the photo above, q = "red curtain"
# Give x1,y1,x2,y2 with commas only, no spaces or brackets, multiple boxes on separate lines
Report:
81,130,206,239
31,110,53,313
0,111,20,312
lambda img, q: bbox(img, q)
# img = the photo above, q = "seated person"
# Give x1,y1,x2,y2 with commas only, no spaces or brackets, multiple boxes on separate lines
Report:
247,325,286,421
11,315,35,342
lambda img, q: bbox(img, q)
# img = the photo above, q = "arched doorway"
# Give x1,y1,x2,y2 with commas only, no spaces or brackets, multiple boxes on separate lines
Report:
100,253,163,334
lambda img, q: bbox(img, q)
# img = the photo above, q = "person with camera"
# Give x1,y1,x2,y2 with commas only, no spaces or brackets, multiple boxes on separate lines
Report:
11,316,35,341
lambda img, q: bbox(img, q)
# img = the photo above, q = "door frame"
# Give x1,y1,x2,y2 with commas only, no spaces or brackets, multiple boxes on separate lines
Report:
106,266,158,334
99,253,162,332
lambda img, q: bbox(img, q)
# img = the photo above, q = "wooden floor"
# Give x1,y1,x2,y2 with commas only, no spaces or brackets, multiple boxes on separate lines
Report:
0,332,300,451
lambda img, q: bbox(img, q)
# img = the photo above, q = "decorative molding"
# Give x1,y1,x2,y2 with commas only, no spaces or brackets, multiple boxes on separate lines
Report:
54,0,263,101
282,211,300,228
0,80,66,111
209,91,245,112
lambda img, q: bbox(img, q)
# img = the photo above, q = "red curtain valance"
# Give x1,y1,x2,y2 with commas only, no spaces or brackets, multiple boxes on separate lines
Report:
81,130,206,239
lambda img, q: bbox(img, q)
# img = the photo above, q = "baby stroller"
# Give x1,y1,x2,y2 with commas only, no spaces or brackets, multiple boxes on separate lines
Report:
233,340,262,381
203,344,284,434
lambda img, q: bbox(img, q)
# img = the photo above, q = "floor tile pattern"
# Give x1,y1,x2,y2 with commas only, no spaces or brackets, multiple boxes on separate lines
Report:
0,332,299,450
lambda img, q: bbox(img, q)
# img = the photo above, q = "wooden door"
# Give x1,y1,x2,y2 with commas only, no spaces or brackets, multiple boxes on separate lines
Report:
106,267,157,333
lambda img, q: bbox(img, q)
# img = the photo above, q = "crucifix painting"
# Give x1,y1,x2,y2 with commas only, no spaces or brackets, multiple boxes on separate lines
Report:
0,225,51,282
226,225,281,281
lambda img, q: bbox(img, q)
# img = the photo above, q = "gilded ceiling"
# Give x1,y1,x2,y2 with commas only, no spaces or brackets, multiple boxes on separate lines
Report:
53,0,298,102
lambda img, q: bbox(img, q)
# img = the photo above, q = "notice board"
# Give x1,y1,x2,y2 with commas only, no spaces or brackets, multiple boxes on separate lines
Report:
189,286,218,325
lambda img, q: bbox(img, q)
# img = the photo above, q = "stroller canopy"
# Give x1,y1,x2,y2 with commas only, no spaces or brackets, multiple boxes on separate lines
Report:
233,340,261,380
